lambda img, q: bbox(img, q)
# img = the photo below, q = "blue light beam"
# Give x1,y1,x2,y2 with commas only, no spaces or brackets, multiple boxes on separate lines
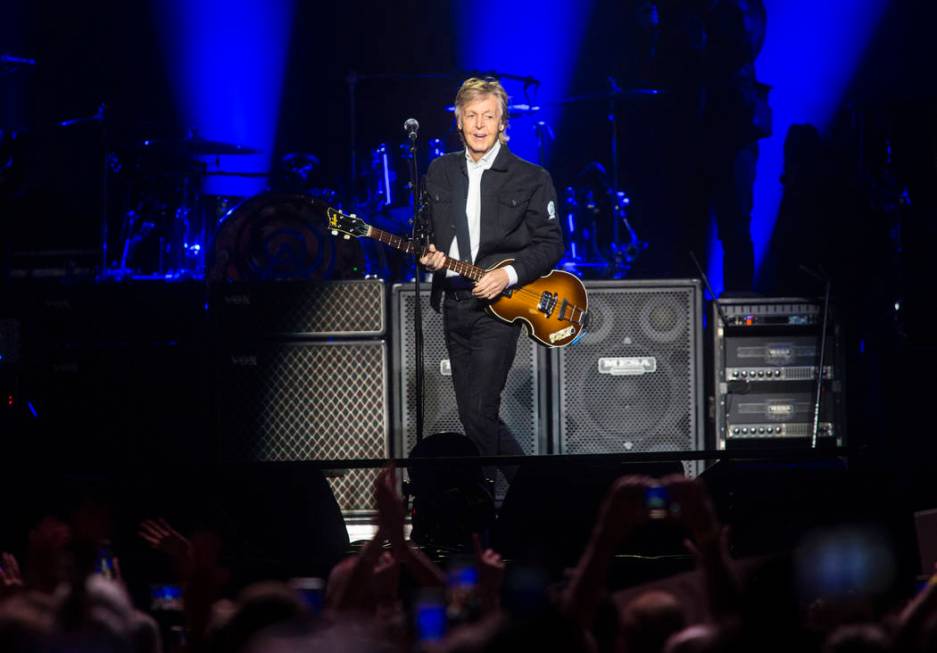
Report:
754,0,889,269
454,0,595,165
706,0,887,294
155,0,295,197
750,0,887,287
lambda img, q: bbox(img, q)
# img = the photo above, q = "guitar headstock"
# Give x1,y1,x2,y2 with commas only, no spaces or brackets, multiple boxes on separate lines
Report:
326,207,370,239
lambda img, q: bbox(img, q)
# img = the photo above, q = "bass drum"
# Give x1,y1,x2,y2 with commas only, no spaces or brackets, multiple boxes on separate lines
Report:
207,192,368,282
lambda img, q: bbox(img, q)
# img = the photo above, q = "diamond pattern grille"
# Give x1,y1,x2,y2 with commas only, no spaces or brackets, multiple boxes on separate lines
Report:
271,280,384,336
326,468,382,515
219,341,388,512
557,283,702,457
216,280,385,337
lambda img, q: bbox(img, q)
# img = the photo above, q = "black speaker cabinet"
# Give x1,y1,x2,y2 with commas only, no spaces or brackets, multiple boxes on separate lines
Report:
392,284,548,493
213,280,390,515
211,279,386,339
551,280,704,476
216,340,388,514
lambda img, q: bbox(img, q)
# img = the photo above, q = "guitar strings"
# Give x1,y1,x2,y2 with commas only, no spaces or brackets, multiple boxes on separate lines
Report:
411,242,587,324
363,222,586,325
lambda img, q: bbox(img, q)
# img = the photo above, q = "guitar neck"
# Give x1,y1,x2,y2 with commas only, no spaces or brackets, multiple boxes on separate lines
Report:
367,226,485,281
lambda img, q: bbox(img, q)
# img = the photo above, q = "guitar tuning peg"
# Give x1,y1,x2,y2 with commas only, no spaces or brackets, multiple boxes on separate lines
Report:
343,234,350,240
331,230,338,236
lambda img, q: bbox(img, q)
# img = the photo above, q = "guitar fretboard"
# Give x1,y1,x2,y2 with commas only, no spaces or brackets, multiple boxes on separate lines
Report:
368,226,485,282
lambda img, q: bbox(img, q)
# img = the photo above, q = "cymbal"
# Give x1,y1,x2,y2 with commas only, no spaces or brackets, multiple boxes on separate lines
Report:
138,135,259,156
0,54,37,76
58,106,105,128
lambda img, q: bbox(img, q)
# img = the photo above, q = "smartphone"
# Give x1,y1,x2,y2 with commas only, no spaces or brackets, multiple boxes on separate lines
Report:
95,546,117,580
288,577,324,615
150,584,186,649
150,584,184,611
415,589,446,642
446,563,479,625
645,485,670,520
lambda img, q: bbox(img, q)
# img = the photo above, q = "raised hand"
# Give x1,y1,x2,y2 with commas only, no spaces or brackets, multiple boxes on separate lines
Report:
661,475,720,545
371,550,400,607
374,466,406,550
0,552,23,592
139,517,195,584
600,475,654,544
139,518,192,561
561,475,654,627
662,475,737,620
373,465,446,588
473,533,505,612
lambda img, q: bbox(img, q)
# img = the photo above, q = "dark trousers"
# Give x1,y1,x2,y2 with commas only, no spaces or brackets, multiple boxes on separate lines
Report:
443,294,525,484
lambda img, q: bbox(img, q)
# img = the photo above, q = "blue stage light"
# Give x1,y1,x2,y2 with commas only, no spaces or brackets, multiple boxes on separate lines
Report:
154,0,295,197
705,0,887,294
453,0,595,165
706,219,724,300
751,0,887,285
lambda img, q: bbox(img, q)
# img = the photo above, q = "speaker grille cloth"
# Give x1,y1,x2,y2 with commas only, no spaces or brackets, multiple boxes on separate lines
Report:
395,287,541,464
271,280,384,336
325,468,381,515
219,341,388,512
216,280,385,337
558,286,700,455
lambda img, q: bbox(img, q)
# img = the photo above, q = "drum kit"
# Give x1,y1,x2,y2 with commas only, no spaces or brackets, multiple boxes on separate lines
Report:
97,132,247,278
2,55,658,283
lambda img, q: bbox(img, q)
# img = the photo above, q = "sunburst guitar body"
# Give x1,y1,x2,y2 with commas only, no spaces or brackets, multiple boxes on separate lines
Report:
481,259,588,347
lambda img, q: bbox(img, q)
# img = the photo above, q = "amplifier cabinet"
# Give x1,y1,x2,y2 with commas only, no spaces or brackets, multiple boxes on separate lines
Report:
216,340,388,514
212,279,389,514
714,298,846,449
211,279,386,339
392,284,547,495
551,280,704,476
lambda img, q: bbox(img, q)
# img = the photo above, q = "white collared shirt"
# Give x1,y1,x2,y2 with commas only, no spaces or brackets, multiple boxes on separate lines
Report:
447,141,518,286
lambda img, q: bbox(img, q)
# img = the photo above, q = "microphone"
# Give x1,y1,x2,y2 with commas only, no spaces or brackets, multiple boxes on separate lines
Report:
404,118,420,142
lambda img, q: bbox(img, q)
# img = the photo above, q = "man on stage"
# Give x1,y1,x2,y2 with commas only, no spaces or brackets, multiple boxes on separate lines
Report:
419,77,564,485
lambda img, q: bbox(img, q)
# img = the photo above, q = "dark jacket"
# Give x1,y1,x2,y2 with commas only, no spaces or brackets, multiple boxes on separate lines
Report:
424,146,564,311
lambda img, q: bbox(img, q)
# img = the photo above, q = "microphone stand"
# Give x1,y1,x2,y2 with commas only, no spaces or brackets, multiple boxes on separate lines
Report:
798,265,832,448
811,272,832,449
406,123,426,444
690,250,731,328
